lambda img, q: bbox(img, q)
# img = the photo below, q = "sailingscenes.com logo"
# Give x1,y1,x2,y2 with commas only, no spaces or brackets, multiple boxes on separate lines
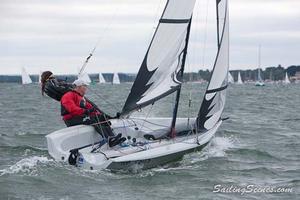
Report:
213,184,293,195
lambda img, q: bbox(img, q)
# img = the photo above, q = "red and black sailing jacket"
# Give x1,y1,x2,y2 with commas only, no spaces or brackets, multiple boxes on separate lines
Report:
60,91,101,120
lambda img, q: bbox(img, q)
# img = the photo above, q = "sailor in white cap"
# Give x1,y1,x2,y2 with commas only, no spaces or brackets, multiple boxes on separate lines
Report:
60,79,126,147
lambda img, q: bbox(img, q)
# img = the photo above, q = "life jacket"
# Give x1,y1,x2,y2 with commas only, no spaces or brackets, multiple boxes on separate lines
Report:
60,91,100,121
44,78,73,101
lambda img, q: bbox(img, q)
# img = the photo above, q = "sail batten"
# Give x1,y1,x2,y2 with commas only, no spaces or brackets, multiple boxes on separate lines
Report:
121,0,197,115
159,19,190,23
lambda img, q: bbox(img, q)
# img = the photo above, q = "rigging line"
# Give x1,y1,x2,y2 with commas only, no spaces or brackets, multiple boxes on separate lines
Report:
87,87,120,112
139,104,154,133
202,0,210,69
148,0,164,44
78,1,122,76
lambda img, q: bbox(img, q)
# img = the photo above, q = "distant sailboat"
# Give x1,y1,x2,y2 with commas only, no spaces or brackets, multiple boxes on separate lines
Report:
228,72,234,83
255,68,265,86
21,67,33,84
112,72,120,84
98,73,106,84
255,45,265,86
237,71,243,84
284,72,290,84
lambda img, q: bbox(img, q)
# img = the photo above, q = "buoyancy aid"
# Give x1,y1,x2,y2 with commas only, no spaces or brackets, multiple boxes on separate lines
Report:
60,91,101,121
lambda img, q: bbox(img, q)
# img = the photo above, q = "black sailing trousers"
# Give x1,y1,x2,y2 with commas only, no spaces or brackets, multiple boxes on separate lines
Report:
64,114,114,138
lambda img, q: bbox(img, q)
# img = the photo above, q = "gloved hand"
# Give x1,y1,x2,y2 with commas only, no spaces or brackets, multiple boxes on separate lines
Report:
84,107,96,115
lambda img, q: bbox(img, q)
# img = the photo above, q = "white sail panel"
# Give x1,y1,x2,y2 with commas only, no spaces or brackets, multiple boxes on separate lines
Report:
21,67,33,84
147,24,188,71
122,0,196,114
163,0,196,19
138,27,187,104
207,21,229,91
196,0,229,131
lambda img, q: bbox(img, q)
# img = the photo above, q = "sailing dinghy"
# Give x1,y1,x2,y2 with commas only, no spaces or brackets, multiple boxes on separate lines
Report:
283,72,290,84
255,46,265,86
99,73,106,84
21,67,33,85
255,69,264,86
46,0,230,171
237,71,243,84
112,72,120,84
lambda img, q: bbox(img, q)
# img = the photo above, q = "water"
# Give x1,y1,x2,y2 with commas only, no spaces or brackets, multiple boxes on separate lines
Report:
0,83,299,200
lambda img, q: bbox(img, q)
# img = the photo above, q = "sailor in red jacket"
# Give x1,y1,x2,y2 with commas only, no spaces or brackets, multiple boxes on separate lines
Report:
61,79,125,147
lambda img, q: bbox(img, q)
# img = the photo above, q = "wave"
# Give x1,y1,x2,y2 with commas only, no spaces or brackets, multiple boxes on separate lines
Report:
0,145,47,153
208,136,236,157
231,148,280,161
0,156,53,176
283,118,300,122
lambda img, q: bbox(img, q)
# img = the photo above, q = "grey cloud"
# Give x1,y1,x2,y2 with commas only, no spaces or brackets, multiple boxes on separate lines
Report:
0,0,299,74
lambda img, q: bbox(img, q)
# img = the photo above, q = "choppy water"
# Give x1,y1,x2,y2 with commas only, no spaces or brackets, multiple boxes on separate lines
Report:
0,83,299,200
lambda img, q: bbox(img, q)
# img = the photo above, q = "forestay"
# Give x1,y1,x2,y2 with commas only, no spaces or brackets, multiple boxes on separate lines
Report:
121,0,196,115
196,0,229,131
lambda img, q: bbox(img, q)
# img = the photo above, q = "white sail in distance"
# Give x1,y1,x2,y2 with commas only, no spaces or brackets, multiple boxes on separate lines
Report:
99,73,106,84
112,72,120,84
228,72,234,83
38,71,42,84
237,71,243,84
78,73,92,84
257,68,263,81
122,0,197,115
21,67,33,84
196,0,229,131
284,72,290,84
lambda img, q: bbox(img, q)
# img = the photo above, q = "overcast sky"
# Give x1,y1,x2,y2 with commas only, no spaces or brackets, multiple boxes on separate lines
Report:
0,0,299,74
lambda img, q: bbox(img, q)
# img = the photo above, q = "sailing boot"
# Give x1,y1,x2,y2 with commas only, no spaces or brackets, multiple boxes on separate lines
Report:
108,133,126,147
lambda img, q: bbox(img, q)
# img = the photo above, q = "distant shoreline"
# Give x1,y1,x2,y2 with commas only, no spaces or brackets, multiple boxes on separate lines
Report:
1,65,299,83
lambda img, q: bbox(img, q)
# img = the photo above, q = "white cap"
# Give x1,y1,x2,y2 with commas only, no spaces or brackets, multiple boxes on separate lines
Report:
73,79,89,87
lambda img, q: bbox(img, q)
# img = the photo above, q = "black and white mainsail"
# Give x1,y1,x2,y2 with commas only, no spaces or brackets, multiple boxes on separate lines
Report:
196,0,229,131
121,0,196,115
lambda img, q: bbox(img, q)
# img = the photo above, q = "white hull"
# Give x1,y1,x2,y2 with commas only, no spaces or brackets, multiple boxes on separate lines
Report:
46,118,220,171
255,81,265,86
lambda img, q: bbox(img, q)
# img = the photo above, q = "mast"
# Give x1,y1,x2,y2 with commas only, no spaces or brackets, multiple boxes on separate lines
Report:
170,18,192,138
258,45,261,81
216,0,220,48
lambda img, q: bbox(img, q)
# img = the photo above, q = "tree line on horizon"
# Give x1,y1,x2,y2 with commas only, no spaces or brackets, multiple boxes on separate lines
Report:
0,65,299,83
183,65,300,82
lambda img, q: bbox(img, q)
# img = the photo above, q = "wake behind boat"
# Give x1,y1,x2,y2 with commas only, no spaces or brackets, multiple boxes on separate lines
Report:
46,0,230,171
